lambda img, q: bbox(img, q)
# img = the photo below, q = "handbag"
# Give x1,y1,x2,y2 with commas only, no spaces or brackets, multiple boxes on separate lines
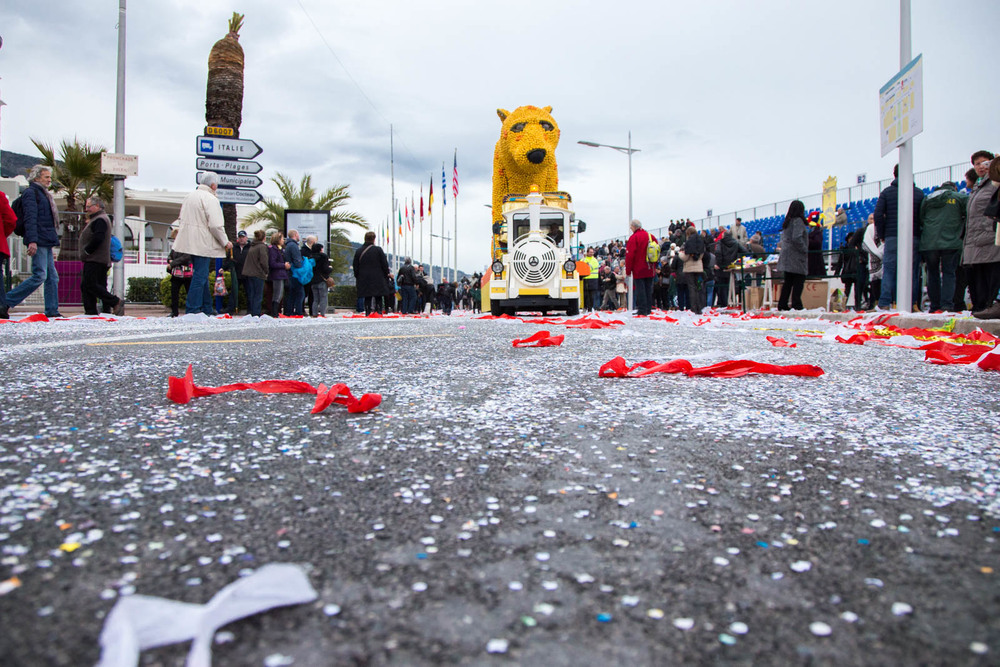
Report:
325,277,336,288
171,264,193,279
213,273,228,296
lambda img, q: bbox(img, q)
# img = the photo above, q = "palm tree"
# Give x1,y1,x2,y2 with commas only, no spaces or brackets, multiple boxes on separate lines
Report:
205,11,245,241
31,137,114,261
241,172,367,275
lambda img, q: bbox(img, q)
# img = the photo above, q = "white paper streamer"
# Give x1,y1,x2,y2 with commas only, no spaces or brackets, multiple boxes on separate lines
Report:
96,563,317,667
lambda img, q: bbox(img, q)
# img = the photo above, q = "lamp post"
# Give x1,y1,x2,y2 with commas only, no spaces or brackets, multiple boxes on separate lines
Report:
578,132,640,224
579,132,641,309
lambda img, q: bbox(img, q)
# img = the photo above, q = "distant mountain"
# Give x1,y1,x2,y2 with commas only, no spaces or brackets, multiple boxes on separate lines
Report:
0,150,40,179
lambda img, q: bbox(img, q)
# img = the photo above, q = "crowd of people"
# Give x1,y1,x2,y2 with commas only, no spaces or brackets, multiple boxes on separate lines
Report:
4,153,999,320
168,172,335,318
352,229,482,316
837,150,1000,319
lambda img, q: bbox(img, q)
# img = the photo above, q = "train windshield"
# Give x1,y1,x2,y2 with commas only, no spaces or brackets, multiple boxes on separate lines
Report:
542,213,565,247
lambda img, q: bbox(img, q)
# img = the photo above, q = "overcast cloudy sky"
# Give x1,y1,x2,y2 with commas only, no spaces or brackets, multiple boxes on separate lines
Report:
1,1,997,273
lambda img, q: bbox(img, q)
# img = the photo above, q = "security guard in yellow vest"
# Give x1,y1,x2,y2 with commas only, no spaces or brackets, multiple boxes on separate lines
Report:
582,247,600,311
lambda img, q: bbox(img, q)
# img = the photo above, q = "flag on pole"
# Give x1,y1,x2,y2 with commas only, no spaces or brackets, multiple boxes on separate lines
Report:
411,193,415,231
428,176,434,214
442,163,446,207
452,150,459,200
420,183,424,222
405,202,410,231
398,207,403,236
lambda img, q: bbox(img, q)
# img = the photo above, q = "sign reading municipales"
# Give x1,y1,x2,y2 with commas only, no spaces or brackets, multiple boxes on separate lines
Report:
101,152,138,177
196,172,262,188
215,188,263,205
879,54,923,157
196,157,263,174
196,136,263,160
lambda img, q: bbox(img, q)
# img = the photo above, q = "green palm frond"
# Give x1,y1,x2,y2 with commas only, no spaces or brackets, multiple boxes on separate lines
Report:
239,171,367,234
31,136,110,210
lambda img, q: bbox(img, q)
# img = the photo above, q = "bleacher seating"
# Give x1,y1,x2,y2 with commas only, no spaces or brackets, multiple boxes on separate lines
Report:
742,180,971,253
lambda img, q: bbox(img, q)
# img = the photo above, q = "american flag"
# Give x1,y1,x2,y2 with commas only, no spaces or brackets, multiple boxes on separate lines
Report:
452,151,459,200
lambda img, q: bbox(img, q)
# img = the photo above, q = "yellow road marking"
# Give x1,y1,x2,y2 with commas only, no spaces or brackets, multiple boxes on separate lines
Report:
355,334,457,340
86,339,273,346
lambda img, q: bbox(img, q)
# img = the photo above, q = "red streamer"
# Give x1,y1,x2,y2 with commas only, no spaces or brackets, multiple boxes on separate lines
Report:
766,336,797,348
599,356,824,379
512,330,565,348
0,313,50,324
166,365,381,414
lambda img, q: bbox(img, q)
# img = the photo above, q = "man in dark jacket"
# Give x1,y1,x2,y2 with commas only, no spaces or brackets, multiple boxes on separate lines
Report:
919,181,968,311
283,229,305,316
396,257,418,314
79,197,124,316
713,230,745,308
225,230,250,315
874,164,925,309
5,165,62,317
352,231,390,315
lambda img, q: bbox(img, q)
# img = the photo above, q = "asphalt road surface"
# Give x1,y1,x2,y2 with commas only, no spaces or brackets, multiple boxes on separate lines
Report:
1,310,998,666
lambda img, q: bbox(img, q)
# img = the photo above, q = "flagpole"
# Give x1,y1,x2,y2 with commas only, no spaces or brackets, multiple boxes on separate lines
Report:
453,148,458,282
419,183,424,267
429,176,434,283
441,162,446,285
390,125,397,273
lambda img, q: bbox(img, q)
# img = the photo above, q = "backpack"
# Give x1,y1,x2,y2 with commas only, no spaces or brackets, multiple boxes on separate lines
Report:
10,193,26,237
291,256,314,285
110,235,123,262
646,234,660,263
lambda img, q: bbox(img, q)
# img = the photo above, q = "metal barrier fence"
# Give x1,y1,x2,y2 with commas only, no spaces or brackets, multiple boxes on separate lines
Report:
593,161,970,248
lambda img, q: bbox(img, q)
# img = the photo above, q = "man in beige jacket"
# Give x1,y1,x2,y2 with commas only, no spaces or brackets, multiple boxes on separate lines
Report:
172,172,232,315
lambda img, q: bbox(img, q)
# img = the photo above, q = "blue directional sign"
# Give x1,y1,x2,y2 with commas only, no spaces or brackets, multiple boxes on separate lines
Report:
195,136,263,159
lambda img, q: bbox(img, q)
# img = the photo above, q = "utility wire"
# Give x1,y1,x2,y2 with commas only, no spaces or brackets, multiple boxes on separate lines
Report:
295,0,425,172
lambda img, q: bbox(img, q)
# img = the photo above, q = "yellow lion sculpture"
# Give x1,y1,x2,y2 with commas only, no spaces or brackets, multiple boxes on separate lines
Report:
492,105,560,221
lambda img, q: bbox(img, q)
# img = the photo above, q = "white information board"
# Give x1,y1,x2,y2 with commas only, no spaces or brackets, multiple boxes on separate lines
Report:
879,54,923,157
284,210,330,250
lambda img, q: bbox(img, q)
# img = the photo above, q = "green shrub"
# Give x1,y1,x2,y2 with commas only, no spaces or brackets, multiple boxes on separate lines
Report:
329,285,357,309
159,270,246,311
126,277,163,303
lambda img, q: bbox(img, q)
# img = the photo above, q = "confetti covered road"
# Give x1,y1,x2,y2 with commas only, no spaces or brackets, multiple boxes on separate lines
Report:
1,310,999,665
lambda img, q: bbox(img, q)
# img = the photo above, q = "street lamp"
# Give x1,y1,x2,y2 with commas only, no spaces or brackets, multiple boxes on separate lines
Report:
579,132,641,310
577,132,640,223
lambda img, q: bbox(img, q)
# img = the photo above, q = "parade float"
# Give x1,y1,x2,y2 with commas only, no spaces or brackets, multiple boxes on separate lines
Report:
482,106,586,316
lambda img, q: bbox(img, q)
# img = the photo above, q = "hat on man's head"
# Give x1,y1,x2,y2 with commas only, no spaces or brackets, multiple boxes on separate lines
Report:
237,230,248,238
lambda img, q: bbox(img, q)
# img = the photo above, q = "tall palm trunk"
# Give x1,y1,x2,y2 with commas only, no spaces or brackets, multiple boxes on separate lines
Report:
205,12,245,241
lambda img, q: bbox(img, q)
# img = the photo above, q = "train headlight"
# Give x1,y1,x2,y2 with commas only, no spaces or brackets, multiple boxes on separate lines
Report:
563,260,576,273
491,260,504,275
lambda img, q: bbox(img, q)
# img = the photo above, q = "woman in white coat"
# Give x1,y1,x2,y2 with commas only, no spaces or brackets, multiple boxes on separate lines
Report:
172,172,232,315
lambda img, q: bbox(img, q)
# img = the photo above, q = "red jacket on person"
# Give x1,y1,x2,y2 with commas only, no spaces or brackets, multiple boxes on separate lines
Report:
625,228,656,278
0,192,16,258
